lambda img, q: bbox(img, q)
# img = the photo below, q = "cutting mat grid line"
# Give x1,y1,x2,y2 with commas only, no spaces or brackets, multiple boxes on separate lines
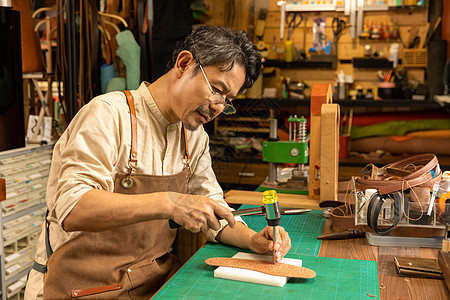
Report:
153,247,380,300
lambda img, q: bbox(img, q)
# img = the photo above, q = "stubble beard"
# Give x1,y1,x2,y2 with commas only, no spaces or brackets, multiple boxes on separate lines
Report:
183,106,216,131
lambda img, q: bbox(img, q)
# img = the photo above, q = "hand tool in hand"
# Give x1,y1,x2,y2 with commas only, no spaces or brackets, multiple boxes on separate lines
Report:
168,206,306,229
263,190,281,265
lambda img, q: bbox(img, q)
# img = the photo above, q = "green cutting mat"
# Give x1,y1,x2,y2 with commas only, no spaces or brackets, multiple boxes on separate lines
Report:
153,246,380,300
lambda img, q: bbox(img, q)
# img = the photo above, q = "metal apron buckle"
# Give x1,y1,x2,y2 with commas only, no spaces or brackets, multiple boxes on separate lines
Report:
121,163,135,189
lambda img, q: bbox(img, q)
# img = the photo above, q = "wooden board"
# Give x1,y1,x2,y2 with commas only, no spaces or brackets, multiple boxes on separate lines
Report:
224,190,321,209
320,103,340,204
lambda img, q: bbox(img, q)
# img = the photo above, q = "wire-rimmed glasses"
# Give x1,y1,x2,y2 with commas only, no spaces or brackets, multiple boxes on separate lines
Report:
198,64,236,115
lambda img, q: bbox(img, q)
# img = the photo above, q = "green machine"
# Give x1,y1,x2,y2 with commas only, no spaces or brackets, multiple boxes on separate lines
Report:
260,116,309,195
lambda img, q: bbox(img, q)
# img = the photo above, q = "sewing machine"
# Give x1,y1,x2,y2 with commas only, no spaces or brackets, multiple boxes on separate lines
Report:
260,116,309,194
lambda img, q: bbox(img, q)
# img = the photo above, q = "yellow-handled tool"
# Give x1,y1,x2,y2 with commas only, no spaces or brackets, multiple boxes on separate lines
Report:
263,190,281,264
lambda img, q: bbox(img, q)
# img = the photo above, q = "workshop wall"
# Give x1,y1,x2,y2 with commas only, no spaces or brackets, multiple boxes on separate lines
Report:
204,0,428,100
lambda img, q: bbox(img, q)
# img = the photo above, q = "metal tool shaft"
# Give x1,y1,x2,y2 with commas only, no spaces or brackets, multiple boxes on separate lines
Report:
273,226,277,264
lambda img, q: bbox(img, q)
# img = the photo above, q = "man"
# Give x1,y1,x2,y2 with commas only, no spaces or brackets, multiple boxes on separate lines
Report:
25,25,291,299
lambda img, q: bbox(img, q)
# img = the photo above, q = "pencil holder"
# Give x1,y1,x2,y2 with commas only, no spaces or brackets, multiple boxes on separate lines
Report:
377,82,396,100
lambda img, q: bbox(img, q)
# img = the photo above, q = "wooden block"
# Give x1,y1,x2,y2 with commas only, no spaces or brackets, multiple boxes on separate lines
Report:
224,190,321,210
438,251,450,293
310,84,332,116
320,104,340,204
0,178,5,202
443,240,450,252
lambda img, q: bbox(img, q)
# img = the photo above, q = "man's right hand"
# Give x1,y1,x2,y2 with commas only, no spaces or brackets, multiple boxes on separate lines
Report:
167,193,235,234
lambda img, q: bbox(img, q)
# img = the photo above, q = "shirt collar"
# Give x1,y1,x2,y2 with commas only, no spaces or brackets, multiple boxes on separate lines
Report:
137,81,172,127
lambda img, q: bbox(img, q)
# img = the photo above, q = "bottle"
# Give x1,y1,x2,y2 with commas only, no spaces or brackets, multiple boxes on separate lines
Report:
361,24,371,39
384,23,391,40
371,23,380,39
379,22,385,40
357,88,364,100
284,40,293,62
365,88,374,100
337,70,346,100
391,23,399,39
389,43,400,68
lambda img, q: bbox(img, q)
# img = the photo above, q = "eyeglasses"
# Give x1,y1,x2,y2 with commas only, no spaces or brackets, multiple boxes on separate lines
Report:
198,64,236,115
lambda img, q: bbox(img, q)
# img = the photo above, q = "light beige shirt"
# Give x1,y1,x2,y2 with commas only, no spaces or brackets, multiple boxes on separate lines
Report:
25,82,242,299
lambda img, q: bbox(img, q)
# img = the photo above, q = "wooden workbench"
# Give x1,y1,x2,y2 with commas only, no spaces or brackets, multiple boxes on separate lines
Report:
225,190,450,300
320,218,449,300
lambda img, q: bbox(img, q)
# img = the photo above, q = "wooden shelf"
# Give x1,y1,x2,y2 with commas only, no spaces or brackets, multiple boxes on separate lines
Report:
263,59,335,69
235,98,442,109
215,126,269,133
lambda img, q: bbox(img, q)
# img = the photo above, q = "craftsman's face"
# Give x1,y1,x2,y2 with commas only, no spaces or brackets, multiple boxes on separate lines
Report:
181,63,245,131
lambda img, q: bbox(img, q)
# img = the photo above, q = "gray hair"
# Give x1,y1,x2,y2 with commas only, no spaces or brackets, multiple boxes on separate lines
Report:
166,25,261,94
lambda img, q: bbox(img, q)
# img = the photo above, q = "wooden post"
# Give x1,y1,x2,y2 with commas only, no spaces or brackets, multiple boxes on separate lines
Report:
309,84,333,200
320,103,340,205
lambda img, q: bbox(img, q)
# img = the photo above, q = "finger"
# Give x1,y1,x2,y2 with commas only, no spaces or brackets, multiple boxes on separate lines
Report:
214,205,235,228
207,214,221,231
277,227,291,256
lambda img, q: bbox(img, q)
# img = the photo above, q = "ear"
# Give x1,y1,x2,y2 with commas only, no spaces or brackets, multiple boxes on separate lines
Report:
174,51,195,78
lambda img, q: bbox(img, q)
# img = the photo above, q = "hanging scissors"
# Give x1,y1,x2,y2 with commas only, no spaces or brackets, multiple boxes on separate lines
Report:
286,12,303,40
332,17,346,41
332,17,346,55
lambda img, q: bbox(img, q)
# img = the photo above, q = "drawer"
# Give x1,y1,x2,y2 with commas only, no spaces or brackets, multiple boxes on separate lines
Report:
212,161,268,185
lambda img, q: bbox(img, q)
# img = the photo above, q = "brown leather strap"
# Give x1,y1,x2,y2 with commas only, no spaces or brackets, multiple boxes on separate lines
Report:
123,90,138,163
72,283,122,297
183,126,190,161
355,153,441,195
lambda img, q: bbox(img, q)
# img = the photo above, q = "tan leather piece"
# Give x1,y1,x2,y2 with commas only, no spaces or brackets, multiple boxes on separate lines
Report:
205,257,316,279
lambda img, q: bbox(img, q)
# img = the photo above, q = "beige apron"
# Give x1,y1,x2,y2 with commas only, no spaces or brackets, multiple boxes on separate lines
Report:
42,91,192,299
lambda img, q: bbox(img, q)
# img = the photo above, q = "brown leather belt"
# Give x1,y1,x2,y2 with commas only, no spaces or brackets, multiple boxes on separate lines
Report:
355,153,442,195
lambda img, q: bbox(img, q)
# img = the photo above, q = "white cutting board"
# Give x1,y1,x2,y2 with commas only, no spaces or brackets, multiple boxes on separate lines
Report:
213,252,302,287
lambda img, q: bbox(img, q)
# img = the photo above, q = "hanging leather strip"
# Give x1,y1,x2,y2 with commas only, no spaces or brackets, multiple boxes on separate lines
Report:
355,153,442,195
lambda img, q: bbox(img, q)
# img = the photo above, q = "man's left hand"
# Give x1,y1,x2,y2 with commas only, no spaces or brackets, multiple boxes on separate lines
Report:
247,226,291,262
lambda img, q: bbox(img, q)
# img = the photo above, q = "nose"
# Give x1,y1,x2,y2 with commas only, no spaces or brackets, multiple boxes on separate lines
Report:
207,103,223,118
209,101,225,113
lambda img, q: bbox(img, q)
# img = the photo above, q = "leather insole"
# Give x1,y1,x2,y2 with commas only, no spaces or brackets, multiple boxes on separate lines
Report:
205,257,316,279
